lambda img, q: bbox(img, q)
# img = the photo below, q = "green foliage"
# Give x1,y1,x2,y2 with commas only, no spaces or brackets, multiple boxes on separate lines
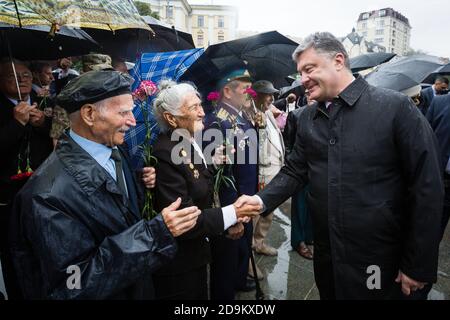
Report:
134,1,160,19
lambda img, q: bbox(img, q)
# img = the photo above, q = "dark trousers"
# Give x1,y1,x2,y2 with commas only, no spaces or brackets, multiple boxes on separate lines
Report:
152,265,208,300
210,222,252,300
291,186,313,249
440,179,450,241
0,204,22,300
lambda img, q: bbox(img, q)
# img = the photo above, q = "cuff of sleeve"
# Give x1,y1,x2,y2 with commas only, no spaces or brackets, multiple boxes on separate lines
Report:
254,195,266,213
222,204,237,230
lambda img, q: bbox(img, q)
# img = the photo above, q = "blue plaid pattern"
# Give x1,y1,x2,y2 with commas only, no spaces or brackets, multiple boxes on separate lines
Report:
124,48,204,168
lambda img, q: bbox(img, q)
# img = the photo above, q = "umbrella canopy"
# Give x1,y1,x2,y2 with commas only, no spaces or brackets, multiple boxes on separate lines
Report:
0,0,151,31
350,52,396,72
180,31,298,95
85,17,194,61
124,48,204,168
365,55,445,92
422,63,450,84
0,23,99,60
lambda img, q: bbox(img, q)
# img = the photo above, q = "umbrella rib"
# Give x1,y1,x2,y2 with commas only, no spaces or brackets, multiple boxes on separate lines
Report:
13,0,22,28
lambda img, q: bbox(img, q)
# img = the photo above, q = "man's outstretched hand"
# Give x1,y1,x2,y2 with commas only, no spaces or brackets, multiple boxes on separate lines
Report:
162,197,201,237
233,195,262,221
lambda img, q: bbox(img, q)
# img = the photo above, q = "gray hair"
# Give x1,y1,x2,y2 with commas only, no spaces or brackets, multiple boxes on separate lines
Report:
292,32,350,70
0,58,28,76
153,80,200,132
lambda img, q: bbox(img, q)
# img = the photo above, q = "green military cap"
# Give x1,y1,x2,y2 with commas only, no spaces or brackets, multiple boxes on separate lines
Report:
217,69,253,89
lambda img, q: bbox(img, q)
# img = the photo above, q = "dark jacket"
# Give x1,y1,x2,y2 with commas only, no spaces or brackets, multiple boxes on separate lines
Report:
426,94,450,173
9,133,177,299
0,92,53,204
419,86,434,115
153,131,224,276
283,106,307,155
258,76,444,299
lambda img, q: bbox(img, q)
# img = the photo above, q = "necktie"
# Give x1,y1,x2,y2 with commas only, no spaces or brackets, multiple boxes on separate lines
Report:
110,149,127,197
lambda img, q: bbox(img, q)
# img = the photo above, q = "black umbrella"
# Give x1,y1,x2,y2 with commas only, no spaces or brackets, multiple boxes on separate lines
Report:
365,55,444,92
0,23,99,60
180,31,298,95
350,52,396,72
85,17,195,61
422,63,450,84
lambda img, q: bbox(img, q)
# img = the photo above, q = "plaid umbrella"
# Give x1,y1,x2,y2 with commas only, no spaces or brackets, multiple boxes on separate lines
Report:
125,48,205,168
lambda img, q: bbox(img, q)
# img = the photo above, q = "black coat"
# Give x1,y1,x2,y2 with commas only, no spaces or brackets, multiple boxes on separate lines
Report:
419,86,434,115
426,94,450,173
153,131,224,276
8,133,177,299
283,106,307,155
0,92,53,204
258,76,444,299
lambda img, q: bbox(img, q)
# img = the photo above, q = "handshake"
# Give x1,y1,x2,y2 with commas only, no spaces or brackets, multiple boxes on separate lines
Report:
233,195,263,223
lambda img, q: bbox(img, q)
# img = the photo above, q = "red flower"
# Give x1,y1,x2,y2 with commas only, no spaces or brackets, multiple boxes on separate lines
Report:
11,171,33,181
133,80,158,101
207,91,221,102
244,88,257,99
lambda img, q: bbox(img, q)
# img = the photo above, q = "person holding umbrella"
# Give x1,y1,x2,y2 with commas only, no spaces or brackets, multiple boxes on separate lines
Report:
235,32,443,300
0,58,53,299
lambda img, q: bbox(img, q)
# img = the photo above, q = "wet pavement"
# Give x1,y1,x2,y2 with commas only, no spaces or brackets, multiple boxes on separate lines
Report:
236,199,450,300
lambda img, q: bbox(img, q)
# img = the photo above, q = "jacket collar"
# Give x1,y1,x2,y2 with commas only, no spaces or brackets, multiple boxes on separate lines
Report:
56,133,124,197
313,75,368,119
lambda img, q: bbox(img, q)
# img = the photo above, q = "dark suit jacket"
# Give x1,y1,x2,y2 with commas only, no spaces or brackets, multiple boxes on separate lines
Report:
419,86,435,115
0,92,53,204
426,94,450,173
153,131,224,276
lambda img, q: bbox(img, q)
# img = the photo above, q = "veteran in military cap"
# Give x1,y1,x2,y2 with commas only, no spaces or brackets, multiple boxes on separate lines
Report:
203,69,261,299
8,70,202,300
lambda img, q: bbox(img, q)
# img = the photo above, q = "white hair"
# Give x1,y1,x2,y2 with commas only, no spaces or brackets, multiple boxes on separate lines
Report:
153,80,200,132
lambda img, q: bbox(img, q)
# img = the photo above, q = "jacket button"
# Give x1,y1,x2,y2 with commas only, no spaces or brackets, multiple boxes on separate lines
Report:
329,138,336,145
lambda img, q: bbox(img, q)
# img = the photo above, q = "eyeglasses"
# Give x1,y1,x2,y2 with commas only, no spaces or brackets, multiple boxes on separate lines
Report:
2,72,33,80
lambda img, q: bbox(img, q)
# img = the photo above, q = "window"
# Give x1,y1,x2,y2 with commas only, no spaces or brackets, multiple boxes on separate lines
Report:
362,31,368,37
218,16,224,28
198,15,204,27
391,48,395,53
379,10,386,17
374,38,384,43
166,5,173,19
362,13,369,19
378,19,385,27
197,33,204,46
376,29,384,35
392,39,395,46
362,22,367,29
392,30,396,37
393,21,397,28
218,31,224,42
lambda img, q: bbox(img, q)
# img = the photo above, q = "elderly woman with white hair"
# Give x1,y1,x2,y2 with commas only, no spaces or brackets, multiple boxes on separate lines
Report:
151,80,260,300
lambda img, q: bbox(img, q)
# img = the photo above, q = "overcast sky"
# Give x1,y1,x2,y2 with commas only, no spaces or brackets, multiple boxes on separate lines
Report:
190,0,450,58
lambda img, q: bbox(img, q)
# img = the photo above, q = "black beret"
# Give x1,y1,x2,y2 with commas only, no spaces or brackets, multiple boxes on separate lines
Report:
56,70,133,114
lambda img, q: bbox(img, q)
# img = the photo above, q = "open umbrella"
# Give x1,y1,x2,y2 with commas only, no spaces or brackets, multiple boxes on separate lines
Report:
422,63,450,84
85,16,195,61
0,0,151,31
0,23,99,60
180,31,298,95
365,55,445,92
350,52,396,72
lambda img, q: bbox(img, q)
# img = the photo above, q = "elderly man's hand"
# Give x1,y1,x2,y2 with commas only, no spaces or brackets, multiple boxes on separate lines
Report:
225,222,244,240
162,197,201,237
29,107,46,127
395,271,427,296
14,102,36,126
233,195,262,219
142,167,156,189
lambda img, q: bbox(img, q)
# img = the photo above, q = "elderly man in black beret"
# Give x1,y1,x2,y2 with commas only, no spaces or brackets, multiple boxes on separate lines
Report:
8,70,201,299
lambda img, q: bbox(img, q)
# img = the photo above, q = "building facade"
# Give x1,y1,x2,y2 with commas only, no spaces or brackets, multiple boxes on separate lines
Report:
356,8,411,56
341,28,386,58
138,0,238,47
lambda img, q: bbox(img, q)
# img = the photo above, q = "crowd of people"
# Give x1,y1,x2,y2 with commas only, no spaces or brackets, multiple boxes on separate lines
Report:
0,31,449,300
